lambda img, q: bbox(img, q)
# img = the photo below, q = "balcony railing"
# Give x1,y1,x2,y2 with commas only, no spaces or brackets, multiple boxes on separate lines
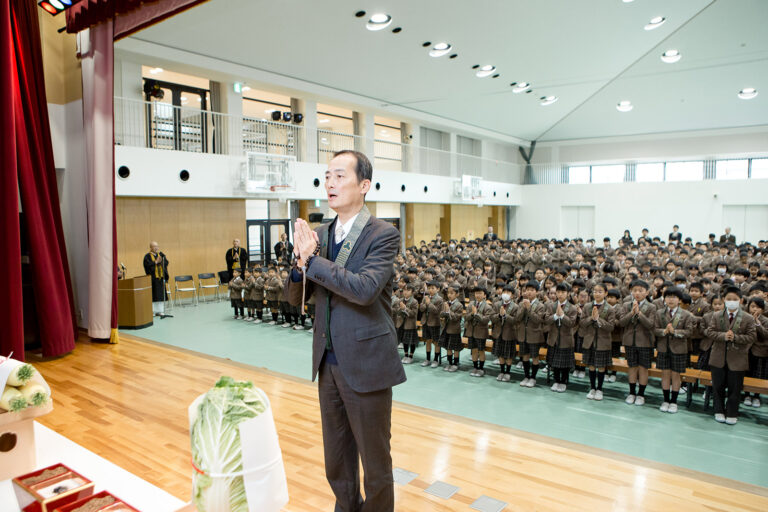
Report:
114,97,522,182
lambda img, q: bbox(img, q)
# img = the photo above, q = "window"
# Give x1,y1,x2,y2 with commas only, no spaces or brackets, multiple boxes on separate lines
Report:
716,159,748,180
750,158,768,179
591,164,624,183
665,161,703,182
635,163,664,182
568,166,590,184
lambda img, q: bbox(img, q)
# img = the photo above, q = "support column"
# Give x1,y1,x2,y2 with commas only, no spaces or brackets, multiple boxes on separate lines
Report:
210,81,243,155
404,203,415,249
353,111,375,159
400,203,407,253
401,122,420,173
291,98,317,163
440,204,451,241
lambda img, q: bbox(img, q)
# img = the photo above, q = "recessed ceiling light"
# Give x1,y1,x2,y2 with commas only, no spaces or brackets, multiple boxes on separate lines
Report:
661,49,681,63
367,13,392,31
149,67,163,74
319,119,330,123
644,16,666,30
476,65,496,78
429,43,452,58
622,0,635,3
196,97,201,102
616,100,633,112
540,96,558,106
241,86,251,92
738,87,758,100
512,82,531,93
320,137,329,144
181,96,188,103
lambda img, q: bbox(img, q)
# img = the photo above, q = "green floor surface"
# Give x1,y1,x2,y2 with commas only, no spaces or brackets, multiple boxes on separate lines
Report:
136,300,768,488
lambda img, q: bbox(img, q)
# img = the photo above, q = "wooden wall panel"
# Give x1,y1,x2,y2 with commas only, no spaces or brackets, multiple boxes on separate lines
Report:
449,204,493,241
409,204,442,246
117,198,246,286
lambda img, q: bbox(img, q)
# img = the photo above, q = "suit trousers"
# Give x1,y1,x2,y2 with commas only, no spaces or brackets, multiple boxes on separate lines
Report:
710,365,745,418
318,360,394,512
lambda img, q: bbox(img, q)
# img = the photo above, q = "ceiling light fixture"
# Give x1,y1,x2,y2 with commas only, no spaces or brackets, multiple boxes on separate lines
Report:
149,67,163,74
644,16,666,30
512,82,531,93
476,65,496,78
319,119,330,123
241,86,251,92
367,13,392,31
540,95,558,106
616,100,633,112
660,49,681,63
429,42,452,58
738,87,758,100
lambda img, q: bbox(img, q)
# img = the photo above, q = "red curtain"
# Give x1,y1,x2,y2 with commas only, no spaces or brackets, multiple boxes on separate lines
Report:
67,0,209,39
0,0,78,359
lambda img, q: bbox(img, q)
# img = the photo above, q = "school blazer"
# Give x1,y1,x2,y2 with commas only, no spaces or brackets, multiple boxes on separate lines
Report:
491,301,519,340
465,300,492,339
514,299,547,344
617,301,656,348
751,314,768,358
653,307,694,355
284,215,406,393
579,302,615,351
699,310,719,352
704,310,757,371
440,298,464,334
689,298,711,339
544,302,579,348
419,293,443,327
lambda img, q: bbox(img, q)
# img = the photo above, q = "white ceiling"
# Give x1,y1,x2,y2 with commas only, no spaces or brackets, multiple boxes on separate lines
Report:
123,0,768,143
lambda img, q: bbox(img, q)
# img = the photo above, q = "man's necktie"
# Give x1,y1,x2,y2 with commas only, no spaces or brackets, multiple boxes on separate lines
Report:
335,223,345,244
729,313,734,323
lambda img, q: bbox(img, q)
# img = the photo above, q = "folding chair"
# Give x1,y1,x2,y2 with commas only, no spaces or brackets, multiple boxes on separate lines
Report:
174,275,198,306
217,270,231,302
197,272,219,303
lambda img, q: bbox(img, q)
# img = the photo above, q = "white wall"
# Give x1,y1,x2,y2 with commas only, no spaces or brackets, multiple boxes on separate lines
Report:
533,125,768,166
514,179,768,243
114,146,522,206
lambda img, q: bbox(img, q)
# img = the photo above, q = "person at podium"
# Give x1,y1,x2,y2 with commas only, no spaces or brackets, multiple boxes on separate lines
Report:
143,241,169,316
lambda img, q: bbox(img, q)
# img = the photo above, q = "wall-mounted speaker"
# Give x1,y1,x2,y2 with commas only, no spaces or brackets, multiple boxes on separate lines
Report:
117,166,130,179
179,170,190,182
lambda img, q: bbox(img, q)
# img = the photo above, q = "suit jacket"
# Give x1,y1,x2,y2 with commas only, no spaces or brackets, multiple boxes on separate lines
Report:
285,215,405,393
544,301,578,348
617,301,656,348
580,302,615,351
704,309,757,371
719,234,736,244
653,307,694,354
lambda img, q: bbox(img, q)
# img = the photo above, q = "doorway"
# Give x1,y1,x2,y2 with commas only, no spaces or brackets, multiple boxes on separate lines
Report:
246,219,290,266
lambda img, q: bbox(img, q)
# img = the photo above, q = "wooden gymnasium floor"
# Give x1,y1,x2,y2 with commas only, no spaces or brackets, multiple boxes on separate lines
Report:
31,334,768,512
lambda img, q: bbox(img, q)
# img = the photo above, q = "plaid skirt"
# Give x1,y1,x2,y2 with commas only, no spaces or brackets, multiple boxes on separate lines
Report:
697,348,711,370
230,298,243,308
493,338,516,359
441,332,463,351
584,346,612,368
656,351,688,373
267,300,279,310
611,341,623,358
423,325,441,341
521,341,542,358
467,336,487,351
625,346,653,369
749,353,768,380
548,346,575,370
401,329,419,346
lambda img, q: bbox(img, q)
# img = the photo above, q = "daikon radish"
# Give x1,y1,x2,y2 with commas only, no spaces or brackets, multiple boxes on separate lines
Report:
6,363,35,386
19,382,49,407
0,386,28,412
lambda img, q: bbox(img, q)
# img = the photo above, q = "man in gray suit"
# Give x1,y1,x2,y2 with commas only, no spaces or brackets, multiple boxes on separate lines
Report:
286,149,405,511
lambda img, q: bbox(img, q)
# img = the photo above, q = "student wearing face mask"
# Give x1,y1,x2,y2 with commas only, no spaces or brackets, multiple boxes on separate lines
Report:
491,285,519,382
704,287,757,424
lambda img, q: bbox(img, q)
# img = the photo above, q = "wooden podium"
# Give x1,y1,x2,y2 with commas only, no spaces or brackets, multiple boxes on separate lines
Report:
117,275,154,329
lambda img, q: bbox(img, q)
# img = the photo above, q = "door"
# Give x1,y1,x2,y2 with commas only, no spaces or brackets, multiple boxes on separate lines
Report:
722,205,768,244
560,206,595,240
246,220,290,266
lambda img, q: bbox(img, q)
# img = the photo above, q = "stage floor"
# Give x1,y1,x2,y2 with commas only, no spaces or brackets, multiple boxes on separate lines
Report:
31,328,768,511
